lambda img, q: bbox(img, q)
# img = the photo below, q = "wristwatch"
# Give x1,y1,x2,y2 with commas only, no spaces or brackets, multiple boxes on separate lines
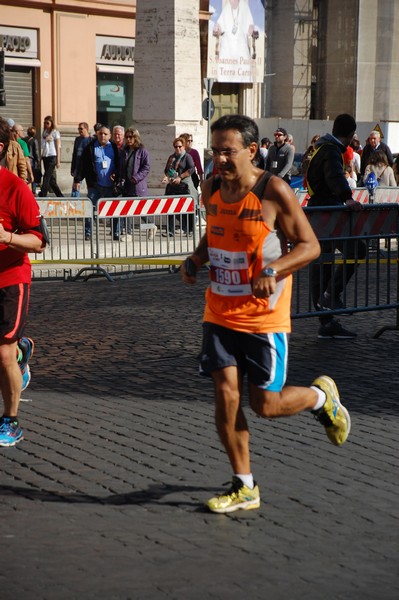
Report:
262,267,278,277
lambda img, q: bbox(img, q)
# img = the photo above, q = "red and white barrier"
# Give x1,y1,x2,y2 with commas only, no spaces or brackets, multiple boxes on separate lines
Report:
97,196,195,218
374,187,399,203
352,189,369,204
295,191,310,207
296,187,399,207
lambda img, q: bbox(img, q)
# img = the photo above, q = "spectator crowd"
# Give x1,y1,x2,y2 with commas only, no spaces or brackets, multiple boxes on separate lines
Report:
1,115,398,242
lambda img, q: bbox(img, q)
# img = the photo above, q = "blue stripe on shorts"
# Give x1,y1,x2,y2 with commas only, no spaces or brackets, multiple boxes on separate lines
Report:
262,332,288,392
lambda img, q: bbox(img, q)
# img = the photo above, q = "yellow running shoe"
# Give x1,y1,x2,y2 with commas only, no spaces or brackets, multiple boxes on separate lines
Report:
312,375,351,446
206,477,260,514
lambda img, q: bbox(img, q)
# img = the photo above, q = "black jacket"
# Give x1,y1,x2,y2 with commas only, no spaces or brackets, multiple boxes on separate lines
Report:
306,134,352,206
78,139,120,188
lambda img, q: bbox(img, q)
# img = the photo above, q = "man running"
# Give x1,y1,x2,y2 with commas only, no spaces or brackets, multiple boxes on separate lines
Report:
182,114,351,514
0,117,46,447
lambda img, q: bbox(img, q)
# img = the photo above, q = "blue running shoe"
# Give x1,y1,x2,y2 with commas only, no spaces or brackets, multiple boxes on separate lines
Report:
21,364,31,392
18,337,34,372
0,417,24,447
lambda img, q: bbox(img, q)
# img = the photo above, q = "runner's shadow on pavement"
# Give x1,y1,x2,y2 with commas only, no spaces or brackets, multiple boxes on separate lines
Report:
0,482,218,510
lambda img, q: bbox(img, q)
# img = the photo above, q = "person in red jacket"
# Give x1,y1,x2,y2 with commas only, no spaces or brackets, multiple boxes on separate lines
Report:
0,116,46,447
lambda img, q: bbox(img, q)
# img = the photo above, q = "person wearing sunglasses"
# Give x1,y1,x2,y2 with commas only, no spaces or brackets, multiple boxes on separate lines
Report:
265,127,295,185
161,136,198,236
120,128,155,238
179,133,203,190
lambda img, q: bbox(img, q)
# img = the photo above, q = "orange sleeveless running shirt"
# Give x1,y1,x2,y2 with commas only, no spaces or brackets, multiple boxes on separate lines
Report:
203,173,292,333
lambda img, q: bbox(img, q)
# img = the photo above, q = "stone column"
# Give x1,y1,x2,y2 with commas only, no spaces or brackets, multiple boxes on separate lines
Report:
133,0,205,193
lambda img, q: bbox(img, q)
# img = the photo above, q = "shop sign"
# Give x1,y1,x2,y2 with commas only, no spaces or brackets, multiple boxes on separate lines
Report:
96,36,135,67
0,26,38,59
99,81,126,108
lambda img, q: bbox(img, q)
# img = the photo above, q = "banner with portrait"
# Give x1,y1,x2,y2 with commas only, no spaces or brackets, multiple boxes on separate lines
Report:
207,0,265,83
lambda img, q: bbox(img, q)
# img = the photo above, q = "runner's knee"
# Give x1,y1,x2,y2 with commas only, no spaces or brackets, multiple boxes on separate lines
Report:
250,389,281,418
0,342,18,368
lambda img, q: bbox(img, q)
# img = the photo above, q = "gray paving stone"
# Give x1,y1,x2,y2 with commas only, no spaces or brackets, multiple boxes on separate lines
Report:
0,272,398,599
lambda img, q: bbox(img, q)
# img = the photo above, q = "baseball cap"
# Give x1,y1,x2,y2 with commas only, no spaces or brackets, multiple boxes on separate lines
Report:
274,127,287,136
6,118,15,128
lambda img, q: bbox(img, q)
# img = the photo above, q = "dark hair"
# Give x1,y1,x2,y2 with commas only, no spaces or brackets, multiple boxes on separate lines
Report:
261,137,270,145
27,126,36,137
332,114,357,138
211,114,259,148
0,116,10,160
368,150,389,166
44,115,55,130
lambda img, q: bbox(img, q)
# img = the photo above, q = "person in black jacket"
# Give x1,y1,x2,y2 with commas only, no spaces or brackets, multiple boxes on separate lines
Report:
70,122,91,198
78,125,120,240
25,126,41,194
307,113,366,339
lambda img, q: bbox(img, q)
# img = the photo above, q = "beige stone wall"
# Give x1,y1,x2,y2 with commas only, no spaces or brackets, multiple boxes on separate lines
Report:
265,0,314,119
132,0,206,192
356,0,399,122
315,0,358,119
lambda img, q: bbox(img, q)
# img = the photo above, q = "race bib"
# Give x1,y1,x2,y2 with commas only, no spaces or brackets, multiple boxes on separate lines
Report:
208,248,252,296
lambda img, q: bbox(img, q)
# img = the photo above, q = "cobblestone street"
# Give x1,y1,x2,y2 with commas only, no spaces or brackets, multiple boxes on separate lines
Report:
1,271,398,600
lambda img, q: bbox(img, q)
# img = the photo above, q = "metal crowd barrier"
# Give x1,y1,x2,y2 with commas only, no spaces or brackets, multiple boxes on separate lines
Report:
295,186,399,207
292,203,399,337
95,194,198,259
32,195,200,280
32,195,399,337
36,197,94,262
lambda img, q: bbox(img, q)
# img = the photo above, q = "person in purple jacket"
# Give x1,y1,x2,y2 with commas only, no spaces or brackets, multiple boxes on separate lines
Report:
120,128,155,238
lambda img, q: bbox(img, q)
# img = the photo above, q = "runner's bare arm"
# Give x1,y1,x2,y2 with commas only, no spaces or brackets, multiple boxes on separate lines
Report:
0,223,44,254
181,178,213,284
253,176,320,298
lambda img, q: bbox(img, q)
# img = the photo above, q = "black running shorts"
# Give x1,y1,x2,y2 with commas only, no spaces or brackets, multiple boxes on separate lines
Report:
199,321,288,391
0,283,30,341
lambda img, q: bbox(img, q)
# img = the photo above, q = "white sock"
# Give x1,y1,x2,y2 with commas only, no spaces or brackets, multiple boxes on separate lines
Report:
235,473,254,489
310,386,326,411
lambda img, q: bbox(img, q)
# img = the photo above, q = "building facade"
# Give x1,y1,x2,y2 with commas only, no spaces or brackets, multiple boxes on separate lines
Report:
0,0,137,189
